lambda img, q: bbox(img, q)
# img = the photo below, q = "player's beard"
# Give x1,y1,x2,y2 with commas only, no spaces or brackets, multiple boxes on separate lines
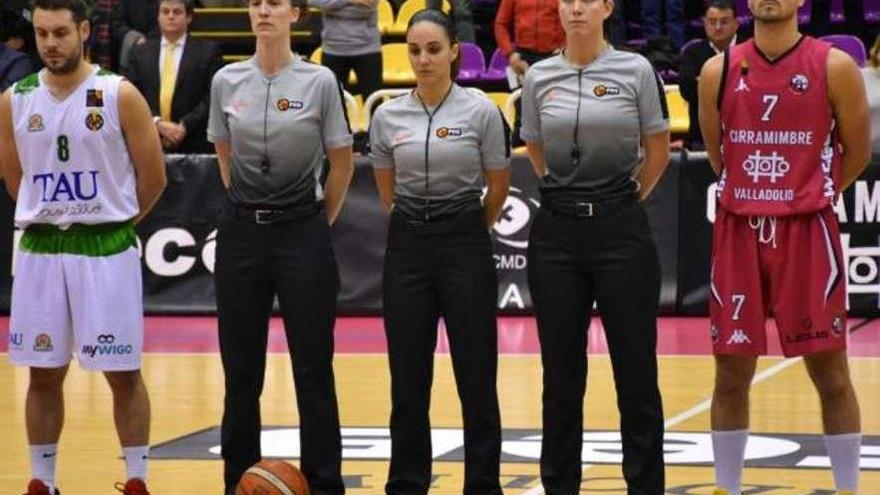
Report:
43,41,83,76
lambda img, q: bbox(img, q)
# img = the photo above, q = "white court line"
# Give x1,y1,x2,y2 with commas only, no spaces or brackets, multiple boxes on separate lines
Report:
520,356,803,495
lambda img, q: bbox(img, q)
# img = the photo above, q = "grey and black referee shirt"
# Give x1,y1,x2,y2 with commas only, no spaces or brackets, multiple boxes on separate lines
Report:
369,84,510,216
208,56,353,207
521,47,669,200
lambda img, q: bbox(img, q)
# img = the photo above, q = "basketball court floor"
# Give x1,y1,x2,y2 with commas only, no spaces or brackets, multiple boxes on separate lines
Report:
1,316,878,494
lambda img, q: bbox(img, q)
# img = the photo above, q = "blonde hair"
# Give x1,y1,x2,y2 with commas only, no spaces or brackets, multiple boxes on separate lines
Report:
871,33,880,69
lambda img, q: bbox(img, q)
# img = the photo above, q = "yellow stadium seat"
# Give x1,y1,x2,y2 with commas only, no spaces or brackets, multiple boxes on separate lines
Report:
665,85,690,135
378,0,394,35
382,43,416,85
309,47,358,86
388,0,452,36
486,92,513,125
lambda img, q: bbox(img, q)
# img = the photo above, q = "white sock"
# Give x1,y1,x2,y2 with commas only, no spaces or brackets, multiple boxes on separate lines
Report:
712,429,748,495
122,445,149,481
29,443,58,492
824,433,861,493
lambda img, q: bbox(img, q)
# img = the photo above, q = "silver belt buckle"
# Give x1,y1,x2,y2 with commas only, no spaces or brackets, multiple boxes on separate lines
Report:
254,209,275,224
575,202,594,217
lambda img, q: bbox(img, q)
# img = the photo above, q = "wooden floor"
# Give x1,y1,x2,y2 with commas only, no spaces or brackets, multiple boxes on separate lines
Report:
0,316,878,494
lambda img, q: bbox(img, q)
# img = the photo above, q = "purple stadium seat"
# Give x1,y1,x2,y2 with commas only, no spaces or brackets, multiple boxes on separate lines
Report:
457,42,486,83
821,34,867,67
867,0,880,23
680,38,703,54
830,0,844,23
798,0,811,24
481,49,508,83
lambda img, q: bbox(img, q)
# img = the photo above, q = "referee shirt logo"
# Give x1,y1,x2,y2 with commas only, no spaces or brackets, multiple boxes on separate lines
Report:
435,127,463,138
276,98,304,112
593,84,620,97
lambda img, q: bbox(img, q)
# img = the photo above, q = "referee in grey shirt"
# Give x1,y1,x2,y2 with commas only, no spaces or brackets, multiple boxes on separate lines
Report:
369,10,510,495
207,0,353,493
521,0,671,493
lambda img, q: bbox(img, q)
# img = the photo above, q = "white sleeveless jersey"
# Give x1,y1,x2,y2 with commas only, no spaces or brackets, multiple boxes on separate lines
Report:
11,65,139,228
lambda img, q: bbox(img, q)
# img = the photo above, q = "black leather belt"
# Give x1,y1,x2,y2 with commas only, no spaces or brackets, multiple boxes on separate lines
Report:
227,202,321,225
393,207,484,236
541,194,636,218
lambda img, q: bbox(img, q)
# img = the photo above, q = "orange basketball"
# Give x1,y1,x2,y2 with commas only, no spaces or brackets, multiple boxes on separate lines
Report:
235,460,310,495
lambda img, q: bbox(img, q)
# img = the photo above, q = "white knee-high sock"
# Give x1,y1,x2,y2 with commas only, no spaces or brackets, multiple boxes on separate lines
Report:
29,443,58,491
824,433,861,493
712,429,748,495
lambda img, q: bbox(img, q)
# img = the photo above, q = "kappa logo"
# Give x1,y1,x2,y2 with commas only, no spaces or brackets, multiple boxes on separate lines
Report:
710,324,719,343
734,77,750,92
28,113,44,132
435,127,463,139
85,111,104,131
742,149,790,183
392,130,413,144
726,329,752,345
276,98,303,112
33,333,53,352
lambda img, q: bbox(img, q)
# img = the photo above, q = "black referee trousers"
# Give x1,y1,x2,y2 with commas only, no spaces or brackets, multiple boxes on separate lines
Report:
527,198,665,495
383,209,503,495
215,207,344,495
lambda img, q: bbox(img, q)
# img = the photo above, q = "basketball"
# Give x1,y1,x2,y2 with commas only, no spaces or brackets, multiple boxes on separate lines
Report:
235,460,310,495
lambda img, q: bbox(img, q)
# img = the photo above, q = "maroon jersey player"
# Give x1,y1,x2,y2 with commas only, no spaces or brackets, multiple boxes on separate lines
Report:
698,0,870,494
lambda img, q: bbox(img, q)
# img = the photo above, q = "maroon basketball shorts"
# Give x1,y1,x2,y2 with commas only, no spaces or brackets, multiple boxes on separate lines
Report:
709,206,847,357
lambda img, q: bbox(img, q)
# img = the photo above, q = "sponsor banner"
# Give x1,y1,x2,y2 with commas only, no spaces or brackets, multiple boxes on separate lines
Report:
678,151,880,315
0,154,678,314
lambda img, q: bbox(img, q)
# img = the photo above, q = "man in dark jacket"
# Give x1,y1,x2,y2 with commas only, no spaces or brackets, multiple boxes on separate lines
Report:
679,0,738,149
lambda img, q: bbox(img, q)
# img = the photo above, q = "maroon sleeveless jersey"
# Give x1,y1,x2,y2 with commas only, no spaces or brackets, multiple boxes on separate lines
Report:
717,36,839,216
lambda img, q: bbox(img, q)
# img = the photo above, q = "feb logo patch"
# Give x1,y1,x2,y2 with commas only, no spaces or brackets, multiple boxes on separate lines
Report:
789,74,809,94
85,111,104,131
435,127,463,139
276,98,303,112
593,84,620,97
28,113,44,132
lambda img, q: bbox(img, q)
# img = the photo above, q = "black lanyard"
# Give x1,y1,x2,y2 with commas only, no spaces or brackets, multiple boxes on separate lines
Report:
415,84,454,201
571,68,584,167
261,80,272,173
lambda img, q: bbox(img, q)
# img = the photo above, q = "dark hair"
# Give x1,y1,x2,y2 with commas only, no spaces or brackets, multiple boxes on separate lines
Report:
705,0,736,17
159,0,196,17
30,0,88,24
406,9,460,80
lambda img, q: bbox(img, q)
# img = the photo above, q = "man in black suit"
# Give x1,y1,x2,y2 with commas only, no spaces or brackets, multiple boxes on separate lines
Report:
125,0,222,153
679,0,738,149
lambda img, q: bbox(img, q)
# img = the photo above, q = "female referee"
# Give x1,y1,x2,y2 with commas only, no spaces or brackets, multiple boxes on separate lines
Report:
369,9,511,495
207,0,354,493
520,0,671,492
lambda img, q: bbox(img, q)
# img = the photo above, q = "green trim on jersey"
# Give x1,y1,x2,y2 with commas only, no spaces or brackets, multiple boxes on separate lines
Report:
13,73,40,94
97,68,117,77
20,222,137,257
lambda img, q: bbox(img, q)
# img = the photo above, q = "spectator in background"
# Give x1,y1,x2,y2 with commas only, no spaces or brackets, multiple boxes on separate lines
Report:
863,34,880,152
679,0,738,149
112,0,160,73
309,0,383,100
125,0,222,153
641,0,684,49
810,0,863,42
494,0,564,145
1,8,34,90
427,0,475,42
89,0,121,70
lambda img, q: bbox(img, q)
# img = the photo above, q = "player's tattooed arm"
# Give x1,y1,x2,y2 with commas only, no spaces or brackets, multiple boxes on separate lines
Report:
119,80,167,224
827,47,871,192
0,88,22,199
698,53,725,176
